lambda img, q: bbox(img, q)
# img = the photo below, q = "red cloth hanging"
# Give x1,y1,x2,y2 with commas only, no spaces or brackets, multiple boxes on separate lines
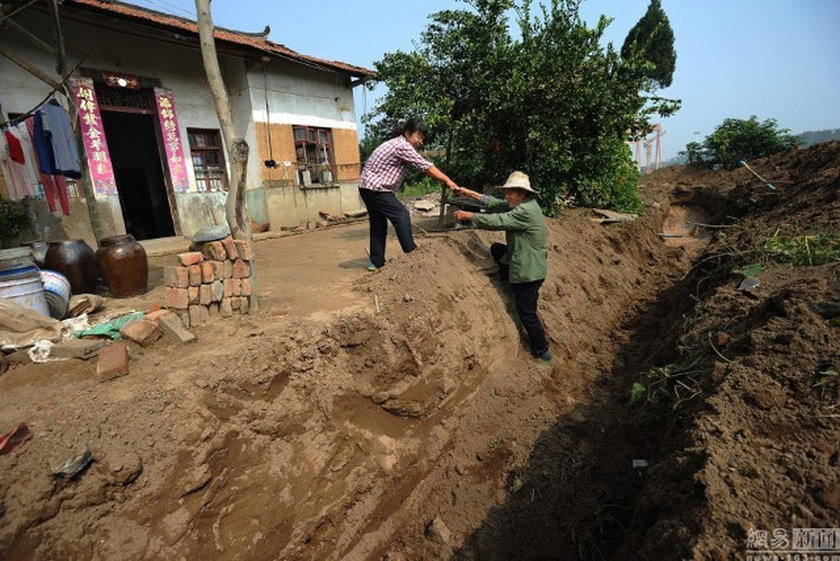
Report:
4,130,25,164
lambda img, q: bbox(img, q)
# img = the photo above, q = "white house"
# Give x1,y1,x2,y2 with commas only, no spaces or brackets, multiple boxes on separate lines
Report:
0,0,374,245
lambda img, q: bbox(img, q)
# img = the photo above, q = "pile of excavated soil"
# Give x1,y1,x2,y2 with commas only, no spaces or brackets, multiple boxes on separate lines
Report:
0,141,837,560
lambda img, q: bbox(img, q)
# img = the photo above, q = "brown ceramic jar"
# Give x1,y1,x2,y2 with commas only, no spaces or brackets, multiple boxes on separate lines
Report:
44,239,98,294
95,234,148,298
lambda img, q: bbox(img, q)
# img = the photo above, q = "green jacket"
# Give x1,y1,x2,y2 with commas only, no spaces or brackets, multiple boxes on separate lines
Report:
471,196,547,283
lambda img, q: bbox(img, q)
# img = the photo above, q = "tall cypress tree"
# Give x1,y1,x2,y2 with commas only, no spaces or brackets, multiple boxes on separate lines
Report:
621,0,676,88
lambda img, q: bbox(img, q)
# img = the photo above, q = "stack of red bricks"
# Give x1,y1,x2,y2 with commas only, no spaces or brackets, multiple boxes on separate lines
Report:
163,236,253,327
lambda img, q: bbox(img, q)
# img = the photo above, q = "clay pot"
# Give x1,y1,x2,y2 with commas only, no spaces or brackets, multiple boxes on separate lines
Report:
95,234,148,298
44,240,97,295
20,240,49,268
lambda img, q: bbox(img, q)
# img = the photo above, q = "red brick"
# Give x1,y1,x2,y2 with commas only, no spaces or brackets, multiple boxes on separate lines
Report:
200,261,215,283
188,264,202,286
165,287,189,310
223,260,233,279
232,278,242,296
220,298,233,317
230,297,241,310
221,236,239,260
120,319,162,347
213,261,225,280
177,251,203,267
233,239,252,261
147,303,162,314
232,259,250,279
175,310,190,329
199,284,213,305
163,266,189,288
157,311,197,344
188,286,199,304
97,342,129,382
223,279,234,297
238,296,250,314
189,305,210,326
240,278,252,296
145,309,170,323
198,241,226,261
208,302,219,317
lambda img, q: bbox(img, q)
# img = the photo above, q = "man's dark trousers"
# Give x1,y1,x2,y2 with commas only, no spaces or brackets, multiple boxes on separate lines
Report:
359,188,417,268
490,242,548,355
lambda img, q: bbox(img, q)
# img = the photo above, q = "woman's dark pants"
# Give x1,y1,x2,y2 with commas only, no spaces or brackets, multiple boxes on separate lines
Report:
490,242,549,356
359,188,417,268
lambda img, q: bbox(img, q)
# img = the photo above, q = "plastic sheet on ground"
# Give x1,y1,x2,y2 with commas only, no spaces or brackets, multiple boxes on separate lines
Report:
73,311,144,339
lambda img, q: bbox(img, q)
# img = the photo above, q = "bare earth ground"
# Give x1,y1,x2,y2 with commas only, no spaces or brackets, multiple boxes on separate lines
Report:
1,142,838,560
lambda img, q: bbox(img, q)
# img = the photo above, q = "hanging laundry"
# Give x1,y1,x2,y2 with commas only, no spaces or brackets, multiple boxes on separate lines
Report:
0,130,31,200
37,98,81,179
25,117,69,215
32,110,56,175
13,122,43,199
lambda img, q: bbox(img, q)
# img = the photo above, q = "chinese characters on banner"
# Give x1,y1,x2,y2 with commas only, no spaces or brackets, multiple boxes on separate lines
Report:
69,77,117,196
154,88,190,192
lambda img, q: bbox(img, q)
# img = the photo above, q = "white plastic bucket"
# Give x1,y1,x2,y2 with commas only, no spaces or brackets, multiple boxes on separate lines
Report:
40,270,71,319
0,269,50,317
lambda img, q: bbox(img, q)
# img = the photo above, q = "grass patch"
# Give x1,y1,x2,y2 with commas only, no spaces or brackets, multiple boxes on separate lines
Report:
397,177,441,200
759,230,840,267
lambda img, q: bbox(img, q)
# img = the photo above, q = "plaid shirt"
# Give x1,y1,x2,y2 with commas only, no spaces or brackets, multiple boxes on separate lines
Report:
359,136,433,192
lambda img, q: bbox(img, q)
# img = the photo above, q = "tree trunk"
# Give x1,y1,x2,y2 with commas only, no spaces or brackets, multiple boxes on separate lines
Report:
194,0,258,310
438,128,454,224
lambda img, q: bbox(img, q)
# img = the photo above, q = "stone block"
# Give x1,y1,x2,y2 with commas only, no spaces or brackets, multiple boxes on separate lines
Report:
241,278,252,296
163,266,189,288
220,298,233,317
157,311,197,344
232,278,241,296
200,261,215,283
187,264,202,286
188,286,199,305
120,319,163,347
175,310,190,329
223,278,234,298
230,297,241,310
238,296,250,314
221,236,239,260
211,280,224,302
49,338,106,360
176,251,203,267
232,259,250,279
208,302,219,317
198,241,226,261
97,342,129,382
165,287,189,310
212,261,225,281
223,260,233,279
233,239,252,260
199,284,213,305
188,305,210,327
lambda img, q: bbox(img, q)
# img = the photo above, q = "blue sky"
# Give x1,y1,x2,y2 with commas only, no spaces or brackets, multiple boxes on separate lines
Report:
137,0,840,161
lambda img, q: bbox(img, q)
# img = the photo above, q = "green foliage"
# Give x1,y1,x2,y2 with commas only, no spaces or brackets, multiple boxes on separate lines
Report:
761,232,840,267
0,198,32,248
621,0,676,89
680,116,798,169
363,0,680,213
397,176,442,199
630,382,646,404
732,262,765,277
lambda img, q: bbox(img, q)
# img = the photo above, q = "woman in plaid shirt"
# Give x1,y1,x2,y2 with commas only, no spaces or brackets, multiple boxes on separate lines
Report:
359,118,459,270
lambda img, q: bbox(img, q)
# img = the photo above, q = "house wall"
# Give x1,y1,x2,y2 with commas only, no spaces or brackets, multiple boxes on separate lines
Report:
0,7,364,240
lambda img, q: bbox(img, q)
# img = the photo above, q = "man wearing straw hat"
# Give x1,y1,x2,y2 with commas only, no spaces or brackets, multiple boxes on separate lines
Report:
453,171,551,362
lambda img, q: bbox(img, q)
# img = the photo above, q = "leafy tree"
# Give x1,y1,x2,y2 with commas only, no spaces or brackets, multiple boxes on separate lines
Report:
681,116,798,168
621,0,676,89
364,0,680,213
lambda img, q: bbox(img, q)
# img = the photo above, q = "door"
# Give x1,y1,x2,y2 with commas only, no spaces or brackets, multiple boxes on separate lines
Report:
101,110,175,240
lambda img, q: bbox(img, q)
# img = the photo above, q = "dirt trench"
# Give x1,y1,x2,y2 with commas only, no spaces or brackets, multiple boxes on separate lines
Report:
1,142,837,561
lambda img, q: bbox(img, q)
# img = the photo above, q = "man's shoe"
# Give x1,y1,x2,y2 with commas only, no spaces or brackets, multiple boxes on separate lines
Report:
367,262,379,271
536,349,553,363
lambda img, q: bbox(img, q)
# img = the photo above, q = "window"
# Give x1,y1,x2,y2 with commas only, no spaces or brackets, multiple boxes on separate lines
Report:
292,125,335,185
187,128,228,192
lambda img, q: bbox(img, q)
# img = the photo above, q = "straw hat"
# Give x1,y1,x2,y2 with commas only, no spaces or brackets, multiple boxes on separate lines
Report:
499,171,538,194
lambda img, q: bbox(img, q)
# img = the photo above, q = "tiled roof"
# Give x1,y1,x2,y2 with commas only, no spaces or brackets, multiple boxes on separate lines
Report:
68,0,375,78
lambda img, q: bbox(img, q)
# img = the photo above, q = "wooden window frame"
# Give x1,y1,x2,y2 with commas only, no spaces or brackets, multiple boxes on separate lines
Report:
187,128,228,192
292,125,336,185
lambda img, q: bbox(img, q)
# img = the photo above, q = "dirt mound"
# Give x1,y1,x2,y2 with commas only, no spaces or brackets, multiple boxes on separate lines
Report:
0,142,837,560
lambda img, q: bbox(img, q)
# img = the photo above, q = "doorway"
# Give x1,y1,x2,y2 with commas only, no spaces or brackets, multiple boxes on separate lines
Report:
101,111,175,240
